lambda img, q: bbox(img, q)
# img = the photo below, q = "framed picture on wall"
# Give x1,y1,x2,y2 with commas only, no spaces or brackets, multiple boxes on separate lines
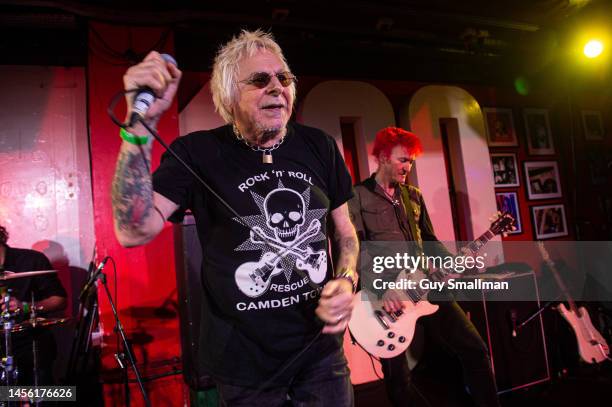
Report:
483,108,518,146
524,108,554,155
491,153,519,187
495,192,522,234
524,161,562,199
581,110,605,141
532,204,568,239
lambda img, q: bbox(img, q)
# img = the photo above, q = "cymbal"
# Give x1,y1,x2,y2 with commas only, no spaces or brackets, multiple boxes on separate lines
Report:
0,270,58,280
1,317,70,333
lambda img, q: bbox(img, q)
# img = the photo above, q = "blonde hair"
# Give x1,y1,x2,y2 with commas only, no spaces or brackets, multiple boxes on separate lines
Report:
210,29,296,123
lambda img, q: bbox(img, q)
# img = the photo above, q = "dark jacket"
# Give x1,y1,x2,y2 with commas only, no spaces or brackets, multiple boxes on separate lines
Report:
349,175,450,252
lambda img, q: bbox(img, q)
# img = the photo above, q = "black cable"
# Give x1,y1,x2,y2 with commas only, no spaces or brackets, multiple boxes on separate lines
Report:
106,257,120,370
367,353,383,380
90,26,128,59
244,330,322,403
357,336,433,407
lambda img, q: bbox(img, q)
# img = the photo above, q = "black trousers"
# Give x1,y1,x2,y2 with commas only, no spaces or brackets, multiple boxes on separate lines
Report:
380,300,500,407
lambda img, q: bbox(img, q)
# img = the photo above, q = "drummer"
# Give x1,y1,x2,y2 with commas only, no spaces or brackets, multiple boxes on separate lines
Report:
0,224,67,385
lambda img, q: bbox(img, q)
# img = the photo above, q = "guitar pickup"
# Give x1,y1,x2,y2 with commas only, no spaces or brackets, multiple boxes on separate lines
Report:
374,310,390,329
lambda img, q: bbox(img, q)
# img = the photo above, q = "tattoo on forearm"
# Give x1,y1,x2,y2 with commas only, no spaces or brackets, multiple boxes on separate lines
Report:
337,234,359,268
111,147,154,232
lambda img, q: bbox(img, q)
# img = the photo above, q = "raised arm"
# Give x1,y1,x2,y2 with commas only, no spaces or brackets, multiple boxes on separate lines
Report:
111,51,182,247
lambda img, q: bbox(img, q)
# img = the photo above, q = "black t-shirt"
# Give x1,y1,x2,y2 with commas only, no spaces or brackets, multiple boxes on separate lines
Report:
153,122,354,385
2,246,67,303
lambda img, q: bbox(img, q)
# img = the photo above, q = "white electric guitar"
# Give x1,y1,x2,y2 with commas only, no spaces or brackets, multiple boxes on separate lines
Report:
537,242,610,364
348,213,514,359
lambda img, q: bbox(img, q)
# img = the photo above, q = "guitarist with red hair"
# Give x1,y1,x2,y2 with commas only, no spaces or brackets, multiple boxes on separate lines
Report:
348,127,500,406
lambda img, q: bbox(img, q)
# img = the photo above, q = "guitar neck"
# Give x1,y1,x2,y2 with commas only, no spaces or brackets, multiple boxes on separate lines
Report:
465,229,496,255
406,228,496,301
538,243,580,316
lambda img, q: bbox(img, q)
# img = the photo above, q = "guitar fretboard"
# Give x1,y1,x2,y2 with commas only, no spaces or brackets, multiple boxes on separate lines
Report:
404,229,496,303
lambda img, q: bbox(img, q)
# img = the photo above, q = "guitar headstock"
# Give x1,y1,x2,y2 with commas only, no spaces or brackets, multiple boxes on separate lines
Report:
490,212,515,236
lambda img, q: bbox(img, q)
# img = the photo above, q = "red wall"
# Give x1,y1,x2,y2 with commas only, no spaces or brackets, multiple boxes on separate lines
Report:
87,22,186,406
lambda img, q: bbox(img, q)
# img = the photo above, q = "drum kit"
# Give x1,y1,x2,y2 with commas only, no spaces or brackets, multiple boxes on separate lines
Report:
0,269,68,390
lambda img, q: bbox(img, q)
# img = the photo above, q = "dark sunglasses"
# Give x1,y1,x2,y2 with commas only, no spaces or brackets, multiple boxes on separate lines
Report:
240,71,297,88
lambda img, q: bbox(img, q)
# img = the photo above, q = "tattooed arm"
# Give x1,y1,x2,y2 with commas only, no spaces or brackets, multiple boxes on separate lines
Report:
330,203,360,279
112,51,182,247
316,203,359,334
111,142,178,247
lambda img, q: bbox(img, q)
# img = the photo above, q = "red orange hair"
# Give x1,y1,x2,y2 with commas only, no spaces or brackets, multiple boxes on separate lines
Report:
372,127,423,159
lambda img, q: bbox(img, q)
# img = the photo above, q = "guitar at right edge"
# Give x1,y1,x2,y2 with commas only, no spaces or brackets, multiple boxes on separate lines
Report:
537,242,610,364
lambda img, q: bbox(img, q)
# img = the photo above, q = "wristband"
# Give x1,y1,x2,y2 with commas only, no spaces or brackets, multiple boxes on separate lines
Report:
120,128,150,145
336,268,358,293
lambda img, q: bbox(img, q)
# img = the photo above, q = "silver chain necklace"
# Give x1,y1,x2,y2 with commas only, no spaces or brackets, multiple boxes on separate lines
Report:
376,179,400,206
232,124,285,164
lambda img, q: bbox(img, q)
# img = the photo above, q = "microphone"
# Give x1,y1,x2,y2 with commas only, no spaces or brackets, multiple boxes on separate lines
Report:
129,53,178,126
79,256,110,301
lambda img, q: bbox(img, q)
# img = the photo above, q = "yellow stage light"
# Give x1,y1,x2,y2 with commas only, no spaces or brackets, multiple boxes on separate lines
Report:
583,40,604,58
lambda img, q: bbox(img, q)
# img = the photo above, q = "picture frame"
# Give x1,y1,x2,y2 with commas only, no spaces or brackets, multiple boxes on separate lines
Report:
483,108,518,147
490,153,520,187
581,110,605,141
532,204,568,239
524,161,562,200
524,108,554,155
495,192,522,234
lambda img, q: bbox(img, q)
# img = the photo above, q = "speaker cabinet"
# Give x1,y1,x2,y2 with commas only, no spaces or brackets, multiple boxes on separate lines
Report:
458,271,550,394
173,214,215,390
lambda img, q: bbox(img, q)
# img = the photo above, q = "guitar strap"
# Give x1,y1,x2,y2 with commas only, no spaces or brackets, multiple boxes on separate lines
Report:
399,185,424,257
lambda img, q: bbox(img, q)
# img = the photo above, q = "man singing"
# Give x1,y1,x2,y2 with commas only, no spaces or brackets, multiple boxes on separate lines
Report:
111,30,359,406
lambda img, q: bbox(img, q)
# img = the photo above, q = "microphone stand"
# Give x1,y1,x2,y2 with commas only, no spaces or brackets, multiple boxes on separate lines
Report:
513,293,564,336
94,269,150,407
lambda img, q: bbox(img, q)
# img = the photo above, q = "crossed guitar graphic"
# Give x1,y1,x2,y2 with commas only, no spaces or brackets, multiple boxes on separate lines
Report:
234,219,327,298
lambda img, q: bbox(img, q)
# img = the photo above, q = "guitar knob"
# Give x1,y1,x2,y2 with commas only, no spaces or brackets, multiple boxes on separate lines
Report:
387,332,395,338
398,336,406,343
388,344,395,351
377,340,385,347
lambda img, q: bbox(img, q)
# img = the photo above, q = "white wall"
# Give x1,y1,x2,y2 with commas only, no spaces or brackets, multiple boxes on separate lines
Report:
0,66,94,271
179,81,225,135
298,80,395,181
402,85,502,262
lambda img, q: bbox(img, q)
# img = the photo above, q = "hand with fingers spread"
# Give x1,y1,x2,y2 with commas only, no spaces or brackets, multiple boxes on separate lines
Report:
123,51,183,126
316,278,354,334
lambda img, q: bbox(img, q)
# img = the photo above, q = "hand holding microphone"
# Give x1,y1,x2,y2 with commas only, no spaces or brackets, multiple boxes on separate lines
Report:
123,51,182,128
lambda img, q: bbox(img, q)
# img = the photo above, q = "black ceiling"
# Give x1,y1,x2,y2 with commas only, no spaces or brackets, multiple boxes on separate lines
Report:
0,0,610,87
